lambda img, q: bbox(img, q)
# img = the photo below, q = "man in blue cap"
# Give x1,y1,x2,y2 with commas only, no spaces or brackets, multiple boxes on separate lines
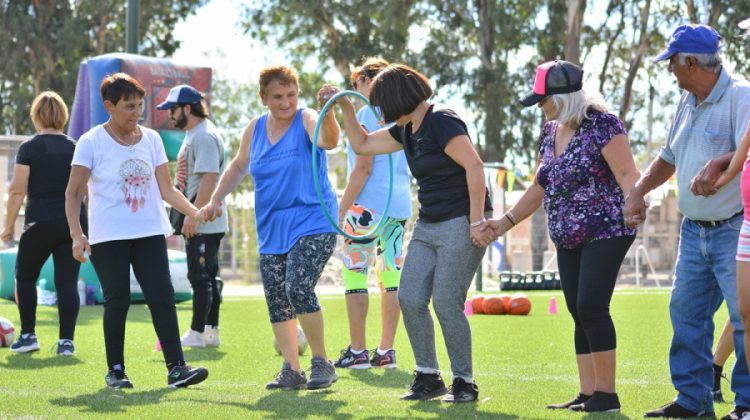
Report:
624,24,750,419
157,85,228,349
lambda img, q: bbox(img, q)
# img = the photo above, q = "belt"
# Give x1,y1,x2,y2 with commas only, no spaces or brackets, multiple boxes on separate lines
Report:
690,210,744,228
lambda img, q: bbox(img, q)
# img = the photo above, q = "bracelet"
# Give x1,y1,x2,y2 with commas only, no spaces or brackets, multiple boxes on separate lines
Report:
469,218,486,228
504,212,517,226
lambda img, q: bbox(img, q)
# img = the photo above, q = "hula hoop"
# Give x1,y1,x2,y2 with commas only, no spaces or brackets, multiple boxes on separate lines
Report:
312,90,394,240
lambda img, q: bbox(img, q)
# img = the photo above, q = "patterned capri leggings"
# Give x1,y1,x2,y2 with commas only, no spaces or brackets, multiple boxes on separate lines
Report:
260,233,336,323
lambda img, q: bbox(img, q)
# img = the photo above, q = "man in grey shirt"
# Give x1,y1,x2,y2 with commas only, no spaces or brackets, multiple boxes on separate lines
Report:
624,24,750,419
158,85,229,348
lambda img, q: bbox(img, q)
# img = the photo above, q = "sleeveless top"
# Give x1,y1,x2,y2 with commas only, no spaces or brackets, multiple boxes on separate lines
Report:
250,109,338,253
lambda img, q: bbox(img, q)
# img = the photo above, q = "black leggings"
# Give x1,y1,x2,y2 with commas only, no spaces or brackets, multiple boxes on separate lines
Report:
16,219,82,339
90,235,183,369
185,233,224,332
557,235,635,354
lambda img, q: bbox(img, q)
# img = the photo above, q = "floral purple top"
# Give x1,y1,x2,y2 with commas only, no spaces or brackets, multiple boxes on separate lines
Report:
535,110,636,249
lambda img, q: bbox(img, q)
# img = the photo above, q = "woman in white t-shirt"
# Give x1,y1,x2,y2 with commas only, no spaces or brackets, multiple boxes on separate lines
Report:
65,73,208,390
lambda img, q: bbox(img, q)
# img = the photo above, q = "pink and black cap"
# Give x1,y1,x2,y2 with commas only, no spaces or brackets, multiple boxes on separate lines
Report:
519,60,583,107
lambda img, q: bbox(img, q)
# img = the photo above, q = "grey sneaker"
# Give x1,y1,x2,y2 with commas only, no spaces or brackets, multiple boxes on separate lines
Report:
306,357,338,390
266,362,307,390
56,339,75,356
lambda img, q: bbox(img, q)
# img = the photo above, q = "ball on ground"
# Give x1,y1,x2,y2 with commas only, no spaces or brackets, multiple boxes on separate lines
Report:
0,317,16,347
472,295,486,314
273,325,309,356
482,295,506,315
509,293,531,315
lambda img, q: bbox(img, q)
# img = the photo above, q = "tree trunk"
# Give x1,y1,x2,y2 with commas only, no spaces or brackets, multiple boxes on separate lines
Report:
619,0,651,122
564,0,586,64
476,0,502,159
686,0,698,23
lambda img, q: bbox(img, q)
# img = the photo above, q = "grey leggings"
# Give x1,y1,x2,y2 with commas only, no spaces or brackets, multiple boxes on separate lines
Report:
399,216,486,382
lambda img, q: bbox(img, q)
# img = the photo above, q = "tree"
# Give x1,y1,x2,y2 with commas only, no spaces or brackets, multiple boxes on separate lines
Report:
0,0,208,135
240,0,419,85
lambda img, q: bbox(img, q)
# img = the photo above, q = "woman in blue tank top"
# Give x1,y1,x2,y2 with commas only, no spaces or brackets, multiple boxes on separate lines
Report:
205,65,341,391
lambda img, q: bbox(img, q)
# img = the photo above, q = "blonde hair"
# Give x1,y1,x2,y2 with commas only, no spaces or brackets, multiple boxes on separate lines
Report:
550,90,608,129
30,91,69,131
258,65,299,96
350,57,390,87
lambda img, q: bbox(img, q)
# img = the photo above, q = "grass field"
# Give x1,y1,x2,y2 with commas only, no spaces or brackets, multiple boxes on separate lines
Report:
0,288,735,419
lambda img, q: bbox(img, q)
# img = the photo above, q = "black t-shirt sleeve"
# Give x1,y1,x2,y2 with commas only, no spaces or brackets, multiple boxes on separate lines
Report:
388,125,405,144
431,109,469,149
16,141,32,165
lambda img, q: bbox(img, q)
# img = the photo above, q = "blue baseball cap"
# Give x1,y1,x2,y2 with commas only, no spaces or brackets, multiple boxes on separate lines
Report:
654,24,721,62
156,85,203,110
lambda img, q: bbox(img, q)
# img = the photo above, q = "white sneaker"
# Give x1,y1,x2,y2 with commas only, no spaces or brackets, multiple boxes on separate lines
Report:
180,329,206,348
203,326,220,347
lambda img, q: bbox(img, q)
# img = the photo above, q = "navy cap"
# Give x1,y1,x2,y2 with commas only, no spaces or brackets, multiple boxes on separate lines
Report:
654,24,721,62
156,85,203,110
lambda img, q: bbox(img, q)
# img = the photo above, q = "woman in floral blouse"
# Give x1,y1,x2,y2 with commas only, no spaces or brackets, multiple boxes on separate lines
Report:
482,60,640,413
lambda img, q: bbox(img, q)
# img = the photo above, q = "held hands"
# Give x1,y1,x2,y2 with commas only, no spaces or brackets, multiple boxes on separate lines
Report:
691,157,729,197
200,199,223,223
72,234,91,263
317,84,349,108
622,193,648,228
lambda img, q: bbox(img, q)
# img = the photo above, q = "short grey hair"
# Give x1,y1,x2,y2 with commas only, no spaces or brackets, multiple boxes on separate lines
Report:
676,52,722,72
550,90,609,129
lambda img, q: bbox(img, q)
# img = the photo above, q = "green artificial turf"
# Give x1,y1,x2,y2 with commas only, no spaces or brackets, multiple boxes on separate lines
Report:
0,289,734,419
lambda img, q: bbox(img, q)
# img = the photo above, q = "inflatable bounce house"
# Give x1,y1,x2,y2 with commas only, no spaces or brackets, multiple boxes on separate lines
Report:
0,53,211,303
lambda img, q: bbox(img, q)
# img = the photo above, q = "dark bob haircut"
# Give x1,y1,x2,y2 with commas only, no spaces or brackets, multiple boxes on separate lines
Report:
100,72,146,105
369,64,433,123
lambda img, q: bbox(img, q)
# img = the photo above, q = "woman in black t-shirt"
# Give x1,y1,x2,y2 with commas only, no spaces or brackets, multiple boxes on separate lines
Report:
319,64,493,403
1,91,86,356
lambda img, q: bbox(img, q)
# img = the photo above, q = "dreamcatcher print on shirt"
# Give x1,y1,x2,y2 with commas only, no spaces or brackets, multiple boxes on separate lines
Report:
118,158,152,212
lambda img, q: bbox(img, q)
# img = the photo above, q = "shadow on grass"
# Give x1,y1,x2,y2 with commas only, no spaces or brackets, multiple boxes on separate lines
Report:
0,352,83,370
581,412,632,419
49,387,174,414
405,399,519,419
181,347,227,362
191,389,350,419
346,368,414,389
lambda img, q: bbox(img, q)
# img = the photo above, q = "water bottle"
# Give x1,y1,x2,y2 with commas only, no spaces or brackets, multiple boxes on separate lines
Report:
78,278,86,306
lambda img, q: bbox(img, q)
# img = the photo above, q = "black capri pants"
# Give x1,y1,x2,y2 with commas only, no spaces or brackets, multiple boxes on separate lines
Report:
90,235,183,368
557,235,635,354
16,218,83,339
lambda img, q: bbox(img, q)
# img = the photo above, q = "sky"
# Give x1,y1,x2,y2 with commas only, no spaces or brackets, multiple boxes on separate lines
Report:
172,0,284,84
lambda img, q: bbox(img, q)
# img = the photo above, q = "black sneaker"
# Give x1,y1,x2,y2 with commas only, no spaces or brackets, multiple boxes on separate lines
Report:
306,357,338,390
105,370,134,389
570,391,620,413
167,364,209,388
441,377,479,403
645,401,714,418
547,393,591,409
714,364,727,403
722,406,750,420
266,362,307,390
333,346,370,369
400,371,448,401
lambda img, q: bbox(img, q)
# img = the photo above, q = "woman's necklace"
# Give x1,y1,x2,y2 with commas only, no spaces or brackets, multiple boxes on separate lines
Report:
106,121,138,152
267,116,290,143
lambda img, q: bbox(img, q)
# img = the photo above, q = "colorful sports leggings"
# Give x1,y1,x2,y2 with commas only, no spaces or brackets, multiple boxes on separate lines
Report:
341,204,406,294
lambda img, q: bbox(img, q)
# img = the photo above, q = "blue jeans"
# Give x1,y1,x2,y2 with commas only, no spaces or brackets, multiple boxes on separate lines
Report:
671,214,749,412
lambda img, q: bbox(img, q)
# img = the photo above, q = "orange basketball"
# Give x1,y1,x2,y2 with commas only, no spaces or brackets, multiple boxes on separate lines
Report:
498,293,512,313
509,293,531,315
482,296,506,315
472,295,486,314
